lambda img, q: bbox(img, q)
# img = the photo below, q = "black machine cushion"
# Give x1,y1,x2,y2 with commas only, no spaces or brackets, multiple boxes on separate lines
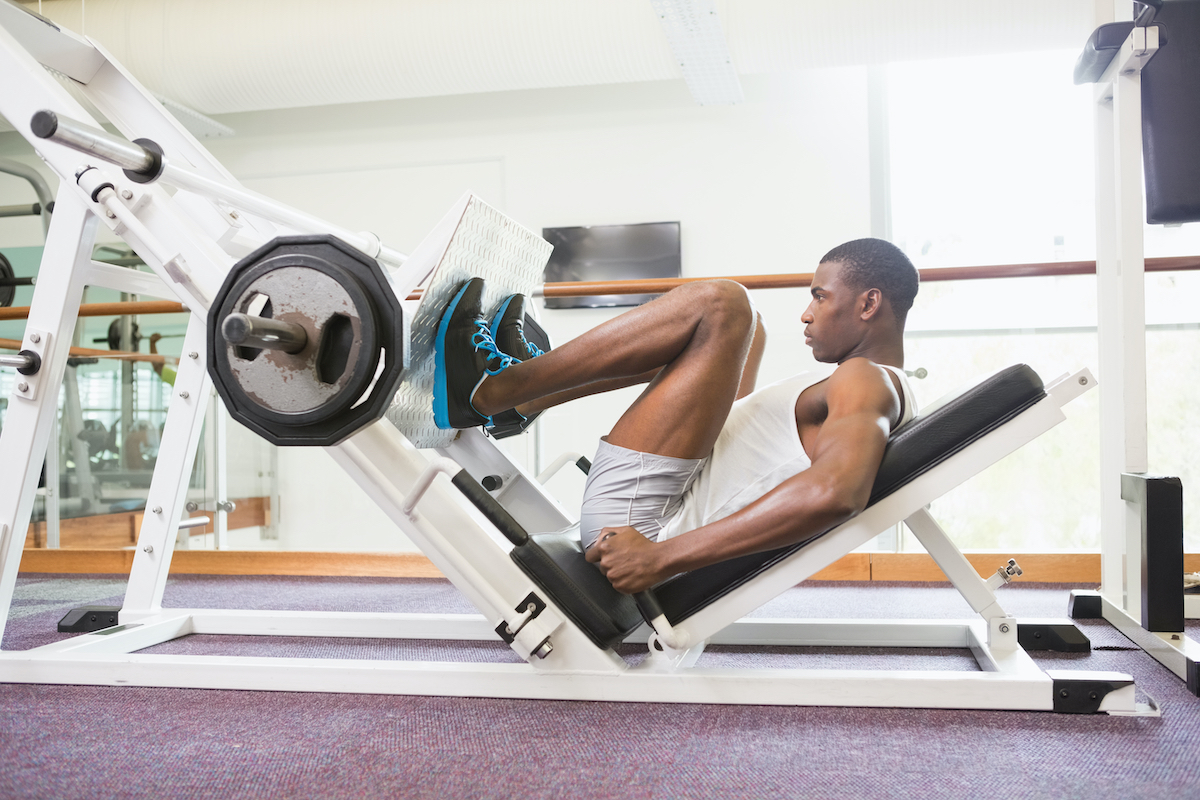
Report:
509,531,644,651
1073,21,1140,84
508,364,1046,646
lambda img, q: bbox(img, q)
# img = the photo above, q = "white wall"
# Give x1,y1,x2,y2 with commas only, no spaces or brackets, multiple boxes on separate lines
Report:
0,69,873,551
213,71,872,549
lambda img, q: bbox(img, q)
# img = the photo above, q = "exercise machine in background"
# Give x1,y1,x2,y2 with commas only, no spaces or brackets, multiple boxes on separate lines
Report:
1070,0,1200,696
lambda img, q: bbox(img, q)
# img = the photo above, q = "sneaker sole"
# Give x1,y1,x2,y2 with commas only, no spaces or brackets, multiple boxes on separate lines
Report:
432,280,473,430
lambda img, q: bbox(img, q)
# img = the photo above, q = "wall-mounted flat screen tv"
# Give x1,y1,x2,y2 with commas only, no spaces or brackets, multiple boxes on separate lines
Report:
541,222,681,309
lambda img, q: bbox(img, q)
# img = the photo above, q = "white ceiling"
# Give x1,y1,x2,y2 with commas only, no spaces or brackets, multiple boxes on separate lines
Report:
9,0,1097,118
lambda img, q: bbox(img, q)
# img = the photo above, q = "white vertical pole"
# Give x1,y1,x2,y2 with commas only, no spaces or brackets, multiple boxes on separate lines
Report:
1095,56,1124,604
0,193,94,642
1095,5,1152,615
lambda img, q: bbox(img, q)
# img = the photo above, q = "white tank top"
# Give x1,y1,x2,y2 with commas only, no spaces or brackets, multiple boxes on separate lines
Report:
657,363,917,541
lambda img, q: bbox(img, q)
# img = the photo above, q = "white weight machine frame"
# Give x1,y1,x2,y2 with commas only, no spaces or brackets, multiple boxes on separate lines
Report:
0,3,1153,713
1084,2,1200,692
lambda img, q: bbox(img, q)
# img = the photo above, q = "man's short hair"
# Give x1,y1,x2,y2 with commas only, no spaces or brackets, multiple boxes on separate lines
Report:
819,238,919,318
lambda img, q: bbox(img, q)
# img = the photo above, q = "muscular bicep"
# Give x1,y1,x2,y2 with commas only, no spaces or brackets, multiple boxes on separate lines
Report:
804,367,898,511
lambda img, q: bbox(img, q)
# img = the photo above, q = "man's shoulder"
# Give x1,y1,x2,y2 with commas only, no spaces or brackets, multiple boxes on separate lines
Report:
825,358,900,408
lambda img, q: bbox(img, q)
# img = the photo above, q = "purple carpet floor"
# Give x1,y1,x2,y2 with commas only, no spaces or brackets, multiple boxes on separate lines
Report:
2,574,1198,799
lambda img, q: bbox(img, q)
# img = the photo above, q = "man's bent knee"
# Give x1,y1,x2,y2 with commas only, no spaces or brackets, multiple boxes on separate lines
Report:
695,279,755,339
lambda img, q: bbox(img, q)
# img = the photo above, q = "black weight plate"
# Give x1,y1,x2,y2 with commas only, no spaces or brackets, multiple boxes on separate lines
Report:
106,319,142,351
208,235,405,446
212,256,378,426
0,252,14,308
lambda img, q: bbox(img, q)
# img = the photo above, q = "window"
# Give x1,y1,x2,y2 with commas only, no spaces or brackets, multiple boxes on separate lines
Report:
885,49,1200,551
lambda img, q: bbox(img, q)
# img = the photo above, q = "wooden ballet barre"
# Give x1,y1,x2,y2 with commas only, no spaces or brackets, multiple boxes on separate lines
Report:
534,255,1200,297
1,256,1196,313
0,337,169,364
403,254,1200,300
0,300,186,322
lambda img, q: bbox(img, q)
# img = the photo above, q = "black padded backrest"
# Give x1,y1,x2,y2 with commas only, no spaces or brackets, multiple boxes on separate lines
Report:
648,364,1046,625
506,364,1045,647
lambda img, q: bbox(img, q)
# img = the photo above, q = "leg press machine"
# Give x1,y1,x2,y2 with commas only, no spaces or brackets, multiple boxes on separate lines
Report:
0,3,1158,714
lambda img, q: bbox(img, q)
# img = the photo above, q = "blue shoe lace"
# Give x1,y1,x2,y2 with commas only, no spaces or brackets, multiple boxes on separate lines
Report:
525,340,545,359
472,320,520,375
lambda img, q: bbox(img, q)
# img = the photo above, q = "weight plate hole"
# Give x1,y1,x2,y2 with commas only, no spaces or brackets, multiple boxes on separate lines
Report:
316,312,354,384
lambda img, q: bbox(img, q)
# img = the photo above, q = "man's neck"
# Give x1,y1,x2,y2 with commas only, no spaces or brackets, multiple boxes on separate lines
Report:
838,340,904,370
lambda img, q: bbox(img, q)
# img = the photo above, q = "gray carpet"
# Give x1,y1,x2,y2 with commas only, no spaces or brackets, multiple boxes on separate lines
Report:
2,574,1198,799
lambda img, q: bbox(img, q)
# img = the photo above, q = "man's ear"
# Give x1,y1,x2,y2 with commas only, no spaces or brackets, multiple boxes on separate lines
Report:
859,288,883,321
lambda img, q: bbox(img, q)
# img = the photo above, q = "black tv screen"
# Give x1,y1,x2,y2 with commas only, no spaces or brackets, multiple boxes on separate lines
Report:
542,222,681,309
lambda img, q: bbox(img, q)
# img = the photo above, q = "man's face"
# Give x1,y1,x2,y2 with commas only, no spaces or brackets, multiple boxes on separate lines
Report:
801,260,865,363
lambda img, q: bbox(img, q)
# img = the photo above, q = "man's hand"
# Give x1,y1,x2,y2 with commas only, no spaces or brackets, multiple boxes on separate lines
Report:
585,526,666,594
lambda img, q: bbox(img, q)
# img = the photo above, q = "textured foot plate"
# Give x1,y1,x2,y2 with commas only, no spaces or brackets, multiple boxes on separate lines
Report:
386,193,552,448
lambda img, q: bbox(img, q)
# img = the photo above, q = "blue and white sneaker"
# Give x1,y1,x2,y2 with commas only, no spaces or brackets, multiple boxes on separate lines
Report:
489,294,544,361
486,294,546,439
432,278,519,430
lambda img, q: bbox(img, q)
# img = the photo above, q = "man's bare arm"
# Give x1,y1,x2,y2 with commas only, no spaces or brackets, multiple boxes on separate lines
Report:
587,360,898,593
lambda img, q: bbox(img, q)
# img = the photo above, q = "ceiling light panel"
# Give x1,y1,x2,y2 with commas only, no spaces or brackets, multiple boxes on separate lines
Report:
650,0,744,105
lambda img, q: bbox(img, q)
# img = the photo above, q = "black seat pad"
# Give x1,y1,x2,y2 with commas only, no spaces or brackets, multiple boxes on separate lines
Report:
509,364,1046,646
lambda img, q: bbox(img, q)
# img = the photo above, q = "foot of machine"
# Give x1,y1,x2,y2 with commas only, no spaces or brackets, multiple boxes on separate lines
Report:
1018,620,1091,652
58,605,121,633
1049,672,1135,714
1067,589,1104,619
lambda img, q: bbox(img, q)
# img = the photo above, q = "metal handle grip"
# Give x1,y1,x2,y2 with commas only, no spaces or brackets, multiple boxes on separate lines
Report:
30,111,163,182
450,470,529,546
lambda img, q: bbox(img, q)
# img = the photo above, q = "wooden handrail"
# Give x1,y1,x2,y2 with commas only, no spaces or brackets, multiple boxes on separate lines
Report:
0,256,1195,317
0,337,168,364
534,254,1200,297
0,299,187,322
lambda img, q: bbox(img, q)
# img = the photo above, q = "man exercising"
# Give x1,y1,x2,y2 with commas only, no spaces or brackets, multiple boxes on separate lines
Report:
433,238,919,595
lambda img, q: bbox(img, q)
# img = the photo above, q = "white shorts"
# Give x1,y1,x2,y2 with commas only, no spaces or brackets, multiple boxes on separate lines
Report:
578,438,707,550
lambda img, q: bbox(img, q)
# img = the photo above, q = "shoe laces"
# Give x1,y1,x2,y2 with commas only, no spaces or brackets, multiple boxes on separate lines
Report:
524,339,545,359
472,320,520,375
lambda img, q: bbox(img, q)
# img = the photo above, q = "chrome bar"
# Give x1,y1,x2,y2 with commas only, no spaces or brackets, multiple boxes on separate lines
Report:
0,203,41,218
0,353,35,370
30,110,155,174
220,313,308,354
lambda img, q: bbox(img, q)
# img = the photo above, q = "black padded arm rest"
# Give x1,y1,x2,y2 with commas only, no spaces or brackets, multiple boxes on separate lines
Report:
510,532,645,650
1074,21,1167,84
645,364,1047,625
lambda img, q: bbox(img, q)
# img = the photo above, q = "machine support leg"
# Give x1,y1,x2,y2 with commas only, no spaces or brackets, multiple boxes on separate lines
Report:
0,194,95,643
122,317,213,614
